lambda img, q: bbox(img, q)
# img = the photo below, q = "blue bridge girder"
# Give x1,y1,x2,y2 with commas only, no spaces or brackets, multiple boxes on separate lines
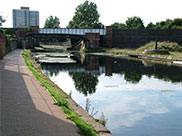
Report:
39,28,106,36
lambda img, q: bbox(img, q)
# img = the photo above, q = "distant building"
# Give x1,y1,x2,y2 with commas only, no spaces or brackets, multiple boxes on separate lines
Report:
13,7,39,28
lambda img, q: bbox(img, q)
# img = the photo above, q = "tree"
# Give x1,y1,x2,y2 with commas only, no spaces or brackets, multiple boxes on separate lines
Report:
109,22,126,29
146,18,182,29
125,16,145,29
0,15,6,26
169,18,182,29
146,22,155,29
44,16,60,28
67,0,103,28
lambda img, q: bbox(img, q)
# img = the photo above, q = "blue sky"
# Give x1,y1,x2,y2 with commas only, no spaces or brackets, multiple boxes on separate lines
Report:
1,0,182,28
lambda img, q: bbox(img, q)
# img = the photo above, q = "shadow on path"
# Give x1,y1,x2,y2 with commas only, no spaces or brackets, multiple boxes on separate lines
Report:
0,50,80,136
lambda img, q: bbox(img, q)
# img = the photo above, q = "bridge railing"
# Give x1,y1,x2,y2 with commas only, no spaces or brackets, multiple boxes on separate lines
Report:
39,28,106,35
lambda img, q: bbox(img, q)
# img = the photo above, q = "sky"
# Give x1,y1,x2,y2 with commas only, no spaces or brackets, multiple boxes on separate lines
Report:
0,0,182,28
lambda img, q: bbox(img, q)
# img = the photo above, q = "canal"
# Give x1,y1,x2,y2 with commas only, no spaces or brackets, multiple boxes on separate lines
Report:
41,54,182,136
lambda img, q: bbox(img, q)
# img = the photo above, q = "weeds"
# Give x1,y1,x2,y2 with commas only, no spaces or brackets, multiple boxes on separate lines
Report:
85,98,108,126
85,98,98,117
99,112,108,126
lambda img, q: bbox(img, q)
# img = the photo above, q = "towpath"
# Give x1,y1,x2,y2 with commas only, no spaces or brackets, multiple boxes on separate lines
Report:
0,49,80,136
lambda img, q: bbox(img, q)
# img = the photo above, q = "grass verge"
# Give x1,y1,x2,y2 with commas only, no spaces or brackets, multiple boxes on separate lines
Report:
22,50,98,136
105,41,182,60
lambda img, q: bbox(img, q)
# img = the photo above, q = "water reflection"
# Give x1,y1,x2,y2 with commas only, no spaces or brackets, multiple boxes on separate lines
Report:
42,54,182,87
41,54,182,136
69,72,98,96
124,73,142,84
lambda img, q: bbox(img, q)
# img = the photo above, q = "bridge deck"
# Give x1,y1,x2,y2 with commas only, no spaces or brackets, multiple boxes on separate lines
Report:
39,28,106,35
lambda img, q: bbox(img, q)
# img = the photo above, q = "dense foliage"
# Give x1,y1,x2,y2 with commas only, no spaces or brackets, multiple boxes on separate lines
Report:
125,16,145,29
146,18,182,29
67,0,104,28
108,16,144,29
109,17,182,29
44,16,60,28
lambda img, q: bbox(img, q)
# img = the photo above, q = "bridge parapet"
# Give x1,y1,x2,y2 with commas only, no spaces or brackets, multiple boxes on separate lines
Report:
39,28,106,36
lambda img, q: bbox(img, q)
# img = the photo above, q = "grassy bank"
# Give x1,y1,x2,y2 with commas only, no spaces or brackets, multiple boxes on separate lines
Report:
106,41,182,60
22,50,98,136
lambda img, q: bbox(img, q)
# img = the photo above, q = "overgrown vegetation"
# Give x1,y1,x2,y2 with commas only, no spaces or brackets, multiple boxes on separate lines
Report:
99,113,108,127
137,41,182,52
106,41,182,60
108,17,182,29
1,28,16,53
22,50,98,136
85,98,98,117
146,18,182,29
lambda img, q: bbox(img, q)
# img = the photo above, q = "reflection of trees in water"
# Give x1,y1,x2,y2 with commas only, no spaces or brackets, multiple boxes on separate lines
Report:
41,56,182,87
69,72,99,96
154,74,182,83
124,73,142,84
110,57,182,84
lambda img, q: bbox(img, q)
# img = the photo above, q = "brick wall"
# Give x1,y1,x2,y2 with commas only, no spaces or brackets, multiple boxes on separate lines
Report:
106,29,182,49
0,34,6,59
85,33,100,48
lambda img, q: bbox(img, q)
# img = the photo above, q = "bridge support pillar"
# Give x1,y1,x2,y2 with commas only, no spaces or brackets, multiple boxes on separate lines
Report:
85,33,100,48
105,28,113,48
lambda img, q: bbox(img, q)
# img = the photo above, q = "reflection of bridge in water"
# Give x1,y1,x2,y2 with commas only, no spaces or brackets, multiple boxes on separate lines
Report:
42,55,182,83
42,63,106,75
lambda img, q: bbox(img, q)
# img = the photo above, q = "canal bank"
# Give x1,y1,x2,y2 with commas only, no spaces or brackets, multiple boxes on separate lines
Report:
41,51,182,136
22,49,112,136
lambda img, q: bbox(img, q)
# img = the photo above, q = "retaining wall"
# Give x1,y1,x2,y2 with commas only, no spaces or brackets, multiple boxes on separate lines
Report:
105,29,182,48
0,34,6,59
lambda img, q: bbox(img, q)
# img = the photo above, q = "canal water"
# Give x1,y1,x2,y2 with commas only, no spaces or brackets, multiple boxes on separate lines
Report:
41,54,182,136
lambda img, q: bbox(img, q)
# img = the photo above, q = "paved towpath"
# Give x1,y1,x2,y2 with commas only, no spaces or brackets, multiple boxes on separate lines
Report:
0,50,80,136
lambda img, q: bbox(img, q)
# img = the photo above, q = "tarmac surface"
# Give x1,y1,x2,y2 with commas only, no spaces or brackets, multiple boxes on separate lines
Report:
0,50,80,136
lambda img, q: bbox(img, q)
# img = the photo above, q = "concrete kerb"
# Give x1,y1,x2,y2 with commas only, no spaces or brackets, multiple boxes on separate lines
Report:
44,86,112,136
65,98,112,136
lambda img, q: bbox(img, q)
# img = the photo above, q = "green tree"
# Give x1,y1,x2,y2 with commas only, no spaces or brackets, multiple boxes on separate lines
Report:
109,22,120,29
169,18,182,29
0,15,6,26
44,16,60,28
67,0,103,28
146,18,182,29
109,22,126,29
146,22,155,29
125,16,145,29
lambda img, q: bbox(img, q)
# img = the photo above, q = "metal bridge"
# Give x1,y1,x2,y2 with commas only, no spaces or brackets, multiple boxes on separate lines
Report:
39,28,106,35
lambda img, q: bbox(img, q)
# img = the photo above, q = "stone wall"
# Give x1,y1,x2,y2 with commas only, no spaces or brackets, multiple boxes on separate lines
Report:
105,29,182,48
0,33,6,59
